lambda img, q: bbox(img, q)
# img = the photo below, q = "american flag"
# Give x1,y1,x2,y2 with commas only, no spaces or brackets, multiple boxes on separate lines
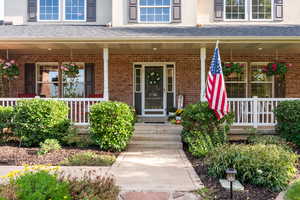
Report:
205,45,229,120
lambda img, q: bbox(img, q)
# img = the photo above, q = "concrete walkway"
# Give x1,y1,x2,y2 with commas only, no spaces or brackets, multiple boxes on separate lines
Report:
111,148,203,200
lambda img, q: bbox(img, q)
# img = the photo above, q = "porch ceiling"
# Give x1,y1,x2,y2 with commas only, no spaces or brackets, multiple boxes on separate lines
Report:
1,42,300,55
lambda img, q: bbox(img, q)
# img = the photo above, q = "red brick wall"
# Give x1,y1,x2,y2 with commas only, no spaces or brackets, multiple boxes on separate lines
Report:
2,52,300,106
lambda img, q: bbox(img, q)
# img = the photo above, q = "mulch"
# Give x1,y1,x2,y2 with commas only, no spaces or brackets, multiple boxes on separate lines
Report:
184,143,300,200
0,145,117,166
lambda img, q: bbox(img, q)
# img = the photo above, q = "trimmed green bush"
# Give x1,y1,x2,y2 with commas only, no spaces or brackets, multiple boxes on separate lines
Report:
274,100,300,146
13,99,71,147
206,144,298,191
0,106,14,133
15,170,70,200
181,102,234,157
38,139,61,155
284,180,300,200
89,101,135,152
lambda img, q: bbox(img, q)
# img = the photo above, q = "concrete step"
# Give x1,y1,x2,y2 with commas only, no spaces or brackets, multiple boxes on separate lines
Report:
132,133,181,142
230,128,276,135
128,141,183,149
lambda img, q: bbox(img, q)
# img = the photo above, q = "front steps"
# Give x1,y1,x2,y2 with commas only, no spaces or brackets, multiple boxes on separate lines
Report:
129,123,183,150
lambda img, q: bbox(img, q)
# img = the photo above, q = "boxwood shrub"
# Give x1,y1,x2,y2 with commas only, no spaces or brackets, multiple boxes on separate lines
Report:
181,102,234,157
274,100,300,146
13,99,71,147
206,144,298,191
0,106,14,133
89,101,135,152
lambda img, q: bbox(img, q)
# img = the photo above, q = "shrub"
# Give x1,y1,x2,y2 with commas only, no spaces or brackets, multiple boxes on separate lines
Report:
206,144,298,191
247,135,292,151
62,127,95,148
274,100,300,146
181,102,234,157
0,106,14,143
67,171,119,200
38,139,61,155
13,99,71,147
284,180,300,200
60,152,116,166
89,101,135,152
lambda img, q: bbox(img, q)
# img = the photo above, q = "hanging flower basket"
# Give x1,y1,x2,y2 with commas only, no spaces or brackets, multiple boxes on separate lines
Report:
222,63,245,77
61,63,80,78
262,62,291,78
0,59,19,80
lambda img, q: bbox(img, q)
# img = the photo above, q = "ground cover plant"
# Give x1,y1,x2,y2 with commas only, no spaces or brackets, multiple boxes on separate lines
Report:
60,152,116,166
37,139,62,155
13,99,71,147
89,101,135,152
181,102,234,157
0,165,119,200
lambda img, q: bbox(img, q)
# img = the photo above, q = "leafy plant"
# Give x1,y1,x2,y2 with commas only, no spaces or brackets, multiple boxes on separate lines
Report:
62,127,95,148
263,62,291,78
0,106,14,143
60,152,116,166
284,179,300,200
247,135,292,151
89,101,135,152
206,144,298,191
181,102,234,157
38,139,61,155
274,100,300,147
196,187,215,200
67,170,119,200
0,59,19,80
13,99,71,147
222,62,245,77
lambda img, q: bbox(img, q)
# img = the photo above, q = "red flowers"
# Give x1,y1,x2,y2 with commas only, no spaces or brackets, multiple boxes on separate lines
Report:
272,63,277,72
225,63,232,68
287,63,293,67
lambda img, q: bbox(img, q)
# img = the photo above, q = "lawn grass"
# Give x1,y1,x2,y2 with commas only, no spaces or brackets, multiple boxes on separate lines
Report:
60,152,116,166
285,180,300,200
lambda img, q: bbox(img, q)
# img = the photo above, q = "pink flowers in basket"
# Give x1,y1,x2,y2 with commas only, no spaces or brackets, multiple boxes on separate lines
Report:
0,59,19,80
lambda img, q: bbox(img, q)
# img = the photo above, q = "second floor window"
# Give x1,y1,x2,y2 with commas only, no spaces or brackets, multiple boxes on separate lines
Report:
139,0,171,23
65,0,86,21
39,0,60,21
223,0,274,21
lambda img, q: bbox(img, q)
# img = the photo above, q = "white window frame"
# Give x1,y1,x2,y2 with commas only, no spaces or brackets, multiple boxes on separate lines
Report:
224,62,248,97
249,62,275,97
250,0,274,21
63,0,87,22
137,0,172,24
223,0,248,21
37,0,61,22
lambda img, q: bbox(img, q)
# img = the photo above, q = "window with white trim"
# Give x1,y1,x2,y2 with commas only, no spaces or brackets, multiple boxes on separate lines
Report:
225,62,274,98
64,0,86,21
224,0,247,20
39,0,60,21
139,0,171,23
251,0,272,20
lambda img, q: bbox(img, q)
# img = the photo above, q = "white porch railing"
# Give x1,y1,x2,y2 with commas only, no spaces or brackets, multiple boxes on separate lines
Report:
228,97,300,127
0,98,105,125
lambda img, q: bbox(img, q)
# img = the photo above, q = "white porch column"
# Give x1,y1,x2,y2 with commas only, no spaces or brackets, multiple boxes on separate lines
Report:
103,48,109,101
200,47,207,102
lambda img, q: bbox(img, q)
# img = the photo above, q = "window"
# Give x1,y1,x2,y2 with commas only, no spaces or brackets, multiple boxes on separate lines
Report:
225,62,274,98
36,62,87,98
62,63,85,97
225,62,247,97
251,0,272,20
224,0,247,20
39,0,60,21
139,0,171,23
64,0,86,21
37,63,60,97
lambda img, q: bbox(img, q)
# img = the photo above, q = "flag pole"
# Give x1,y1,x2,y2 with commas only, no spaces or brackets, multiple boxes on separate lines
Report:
216,40,220,48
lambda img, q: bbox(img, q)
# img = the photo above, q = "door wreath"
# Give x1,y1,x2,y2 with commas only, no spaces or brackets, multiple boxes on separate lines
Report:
147,72,161,85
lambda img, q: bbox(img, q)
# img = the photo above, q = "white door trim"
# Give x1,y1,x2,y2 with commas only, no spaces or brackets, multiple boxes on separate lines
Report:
133,62,176,117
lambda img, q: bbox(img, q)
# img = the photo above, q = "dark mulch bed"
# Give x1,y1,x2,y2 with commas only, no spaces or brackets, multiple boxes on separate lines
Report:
0,145,117,166
184,143,300,200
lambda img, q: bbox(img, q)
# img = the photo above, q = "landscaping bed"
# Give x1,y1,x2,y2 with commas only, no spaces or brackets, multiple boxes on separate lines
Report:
0,145,118,166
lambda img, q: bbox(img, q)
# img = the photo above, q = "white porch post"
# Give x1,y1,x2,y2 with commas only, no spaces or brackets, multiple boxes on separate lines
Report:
103,48,109,101
200,47,207,102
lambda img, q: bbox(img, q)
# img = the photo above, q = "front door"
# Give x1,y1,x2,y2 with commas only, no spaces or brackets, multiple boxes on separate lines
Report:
144,66,165,116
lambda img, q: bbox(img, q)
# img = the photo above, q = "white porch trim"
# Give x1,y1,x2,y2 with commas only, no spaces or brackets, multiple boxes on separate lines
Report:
103,48,109,101
200,47,206,102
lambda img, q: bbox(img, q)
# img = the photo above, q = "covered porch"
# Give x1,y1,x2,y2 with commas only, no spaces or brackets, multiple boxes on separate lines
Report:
1,38,300,127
